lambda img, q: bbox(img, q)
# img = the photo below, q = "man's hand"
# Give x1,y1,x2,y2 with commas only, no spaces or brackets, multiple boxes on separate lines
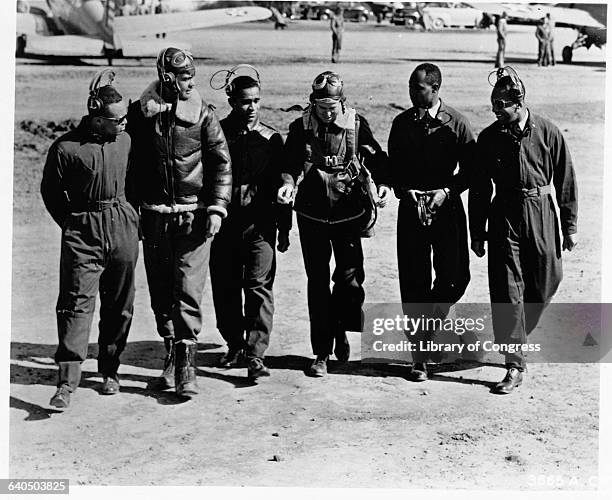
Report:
377,185,391,208
277,231,290,253
277,184,294,205
471,240,486,257
204,213,222,239
563,233,578,251
426,188,448,212
405,189,426,204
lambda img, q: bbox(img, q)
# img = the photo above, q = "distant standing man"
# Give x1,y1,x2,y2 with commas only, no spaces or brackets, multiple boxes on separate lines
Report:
545,13,556,65
278,71,391,377
469,68,578,394
126,48,232,397
535,18,549,66
211,70,291,379
388,63,476,382
495,12,508,68
41,70,139,408
330,6,345,63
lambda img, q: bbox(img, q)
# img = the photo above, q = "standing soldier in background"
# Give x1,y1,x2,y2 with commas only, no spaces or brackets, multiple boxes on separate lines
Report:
278,71,391,377
535,18,549,66
330,6,344,63
388,63,475,382
41,69,139,408
210,66,291,380
469,68,577,394
545,13,556,65
495,12,508,68
126,47,232,398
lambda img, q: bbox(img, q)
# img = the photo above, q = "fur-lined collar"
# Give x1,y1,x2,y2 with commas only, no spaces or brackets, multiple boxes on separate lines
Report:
140,80,203,125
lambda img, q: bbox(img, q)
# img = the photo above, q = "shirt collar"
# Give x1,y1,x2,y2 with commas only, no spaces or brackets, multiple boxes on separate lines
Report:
517,109,529,131
417,99,441,119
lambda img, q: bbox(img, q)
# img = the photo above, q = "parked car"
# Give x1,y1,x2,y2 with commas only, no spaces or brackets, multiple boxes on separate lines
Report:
302,4,334,20
391,6,421,26
422,2,484,29
343,5,373,22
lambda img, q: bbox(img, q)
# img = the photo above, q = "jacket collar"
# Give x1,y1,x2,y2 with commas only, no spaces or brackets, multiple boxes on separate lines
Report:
302,104,356,135
140,80,203,125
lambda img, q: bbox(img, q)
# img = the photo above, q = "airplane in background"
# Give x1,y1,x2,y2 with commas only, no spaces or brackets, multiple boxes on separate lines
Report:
475,3,606,63
16,0,272,64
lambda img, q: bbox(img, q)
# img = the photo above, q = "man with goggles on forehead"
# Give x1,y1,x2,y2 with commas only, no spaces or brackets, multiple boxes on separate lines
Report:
388,63,476,382
278,71,391,377
126,47,232,398
469,68,578,394
41,70,139,408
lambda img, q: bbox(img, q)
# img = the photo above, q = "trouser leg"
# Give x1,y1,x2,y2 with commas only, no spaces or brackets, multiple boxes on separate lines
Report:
172,209,211,341
97,207,139,377
397,203,434,362
330,226,365,333
297,216,333,356
523,196,563,334
243,224,276,359
488,213,526,369
141,210,175,339
55,218,104,391
210,219,246,350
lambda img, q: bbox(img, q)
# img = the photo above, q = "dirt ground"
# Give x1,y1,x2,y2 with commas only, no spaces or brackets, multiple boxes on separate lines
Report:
8,19,610,492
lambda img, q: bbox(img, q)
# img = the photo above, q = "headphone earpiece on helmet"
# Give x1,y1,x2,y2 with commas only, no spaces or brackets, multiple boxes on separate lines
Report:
210,64,261,96
87,68,116,114
489,66,526,102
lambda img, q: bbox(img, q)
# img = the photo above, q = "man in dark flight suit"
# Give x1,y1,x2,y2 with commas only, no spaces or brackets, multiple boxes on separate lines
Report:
469,69,578,394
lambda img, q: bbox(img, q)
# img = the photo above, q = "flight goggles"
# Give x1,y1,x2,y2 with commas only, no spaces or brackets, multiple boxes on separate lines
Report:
169,49,194,68
491,98,516,111
312,73,342,90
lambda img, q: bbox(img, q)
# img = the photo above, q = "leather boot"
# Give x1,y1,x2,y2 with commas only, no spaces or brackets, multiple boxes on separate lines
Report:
175,339,198,397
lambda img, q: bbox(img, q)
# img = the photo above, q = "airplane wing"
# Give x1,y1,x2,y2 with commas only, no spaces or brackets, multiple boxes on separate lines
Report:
472,3,604,28
114,6,272,37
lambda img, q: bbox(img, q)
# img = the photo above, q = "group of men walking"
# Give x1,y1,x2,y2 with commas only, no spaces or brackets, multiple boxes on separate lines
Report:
41,48,577,409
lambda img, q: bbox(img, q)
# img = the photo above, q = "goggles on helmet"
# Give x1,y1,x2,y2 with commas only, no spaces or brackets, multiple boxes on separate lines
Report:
312,73,342,90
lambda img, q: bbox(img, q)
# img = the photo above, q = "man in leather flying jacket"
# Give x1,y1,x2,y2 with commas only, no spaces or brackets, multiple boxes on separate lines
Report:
126,47,232,397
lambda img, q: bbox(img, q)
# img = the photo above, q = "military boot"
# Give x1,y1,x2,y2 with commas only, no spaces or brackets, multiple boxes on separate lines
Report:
149,337,175,390
175,339,198,398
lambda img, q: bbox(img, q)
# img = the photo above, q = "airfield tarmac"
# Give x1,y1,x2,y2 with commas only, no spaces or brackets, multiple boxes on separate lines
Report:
10,20,606,488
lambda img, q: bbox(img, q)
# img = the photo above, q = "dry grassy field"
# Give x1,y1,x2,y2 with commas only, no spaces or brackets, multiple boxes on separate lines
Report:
8,19,610,492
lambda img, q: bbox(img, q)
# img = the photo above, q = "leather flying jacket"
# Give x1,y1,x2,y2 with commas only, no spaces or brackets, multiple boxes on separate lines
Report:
126,81,232,216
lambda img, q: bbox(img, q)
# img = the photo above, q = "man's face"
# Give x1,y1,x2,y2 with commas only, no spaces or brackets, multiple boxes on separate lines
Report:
314,100,342,124
229,86,261,125
491,88,521,125
97,100,128,137
176,73,195,100
409,69,438,109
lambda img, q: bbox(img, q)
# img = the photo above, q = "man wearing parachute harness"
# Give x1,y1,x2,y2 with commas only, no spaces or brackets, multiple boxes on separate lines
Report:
278,71,391,377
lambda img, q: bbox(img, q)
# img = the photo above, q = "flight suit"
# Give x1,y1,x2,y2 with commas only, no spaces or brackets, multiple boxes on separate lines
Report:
41,118,139,391
469,111,578,368
211,112,291,360
388,100,476,362
283,106,389,356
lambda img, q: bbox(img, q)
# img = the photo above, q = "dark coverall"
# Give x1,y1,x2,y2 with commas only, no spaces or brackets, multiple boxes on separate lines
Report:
211,112,291,359
469,111,578,368
126,95,232,343
41,118,140,391
388,101,476,362
283,107,389,357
